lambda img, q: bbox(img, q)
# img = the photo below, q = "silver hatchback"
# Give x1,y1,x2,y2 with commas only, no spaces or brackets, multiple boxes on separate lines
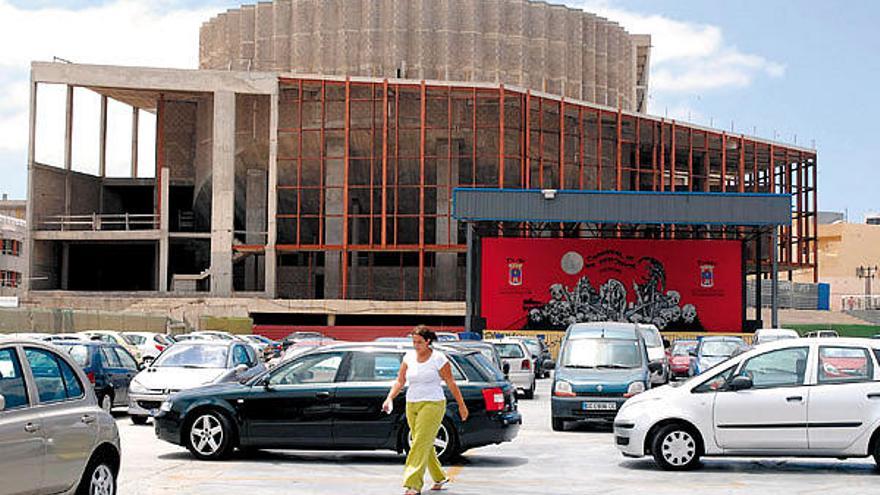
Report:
0,337,121,495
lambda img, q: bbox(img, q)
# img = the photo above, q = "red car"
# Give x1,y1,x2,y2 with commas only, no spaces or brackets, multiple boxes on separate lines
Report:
669,340,698,378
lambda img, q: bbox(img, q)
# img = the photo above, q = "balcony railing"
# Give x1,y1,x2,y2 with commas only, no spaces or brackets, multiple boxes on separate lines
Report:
40,213,159,231
840,295,880,311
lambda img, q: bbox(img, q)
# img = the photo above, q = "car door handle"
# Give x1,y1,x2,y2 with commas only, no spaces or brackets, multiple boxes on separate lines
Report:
24,422,40,433
315,391,331,399
868,393,880,400
786,396,803,402
81,414,97,424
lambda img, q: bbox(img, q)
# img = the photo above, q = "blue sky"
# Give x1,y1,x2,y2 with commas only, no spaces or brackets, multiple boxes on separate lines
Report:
0,0,877,220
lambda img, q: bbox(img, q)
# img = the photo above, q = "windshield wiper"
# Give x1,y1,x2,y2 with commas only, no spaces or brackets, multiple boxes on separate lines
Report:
564,365,597,369
596,364,636,369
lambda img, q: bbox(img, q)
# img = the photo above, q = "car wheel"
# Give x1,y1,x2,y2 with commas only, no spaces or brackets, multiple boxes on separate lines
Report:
551,417,565,431
130,415,149,426
76,457,116,495
405,418,459,464
185,410,235,460
99,393,113,413
523,382,535,400
651,423,701,471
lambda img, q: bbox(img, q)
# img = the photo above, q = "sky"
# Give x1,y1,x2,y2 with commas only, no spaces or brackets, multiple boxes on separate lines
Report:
0,0,877,220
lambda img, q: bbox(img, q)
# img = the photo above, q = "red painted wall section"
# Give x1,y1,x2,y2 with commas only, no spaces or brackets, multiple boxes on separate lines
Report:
481,238,743,332
253,325,465,342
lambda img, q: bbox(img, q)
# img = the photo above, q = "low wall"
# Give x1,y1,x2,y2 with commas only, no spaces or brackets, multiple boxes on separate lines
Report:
0,308,168,333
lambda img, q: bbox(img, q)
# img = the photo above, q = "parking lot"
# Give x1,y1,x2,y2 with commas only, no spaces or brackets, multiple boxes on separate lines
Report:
116,378,879,495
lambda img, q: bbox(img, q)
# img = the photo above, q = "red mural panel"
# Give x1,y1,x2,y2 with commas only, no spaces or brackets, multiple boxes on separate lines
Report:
481,238,742,332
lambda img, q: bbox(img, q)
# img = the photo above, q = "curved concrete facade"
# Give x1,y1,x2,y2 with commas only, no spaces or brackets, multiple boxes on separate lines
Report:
199,0,650,111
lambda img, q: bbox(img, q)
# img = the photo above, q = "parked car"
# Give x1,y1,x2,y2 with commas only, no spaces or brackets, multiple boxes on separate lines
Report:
668,339,698,379
692,336,748,375
754,328,800,346
637,325,669,385
804,330,840,338
0,336,121,495
270,337,338,367
123,331,173,363
509,336,553,378
374,337,411,343
435,332,461,342
551,322,659,431
241,334,282,361
128,341,266,425
7,332,85,343
614,337,880,470
486,339,536,399
281,331,328,349
58,341,141,412
442,341,507,376
153,342,521,462
79,330,144,364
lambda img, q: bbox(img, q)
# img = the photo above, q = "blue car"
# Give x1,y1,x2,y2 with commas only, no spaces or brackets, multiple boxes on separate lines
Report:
690,336,748,375
551,322,660,431
58,341,141,412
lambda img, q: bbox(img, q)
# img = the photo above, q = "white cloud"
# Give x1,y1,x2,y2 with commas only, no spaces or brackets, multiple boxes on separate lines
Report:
0,0,221,177
570,0,785,95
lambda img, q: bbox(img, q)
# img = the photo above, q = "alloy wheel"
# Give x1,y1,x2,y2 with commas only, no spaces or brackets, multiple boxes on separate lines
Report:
661,430,696,467
89,464,115,495
190,414,225,457
408,422,450,459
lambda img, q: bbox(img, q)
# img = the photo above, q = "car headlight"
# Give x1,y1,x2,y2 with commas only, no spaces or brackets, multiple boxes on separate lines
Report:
554,380,575,397
624,381,646,398
130,380,148,394
159,401,173,413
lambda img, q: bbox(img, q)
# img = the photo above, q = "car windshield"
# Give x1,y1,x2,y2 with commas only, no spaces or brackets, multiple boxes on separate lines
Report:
562,338,642,368
151,344,228,368
123,334,145,346
470,353,506,382
700,341,741,357
672,342,696,356
638,329,662,347
58,344,90,367
494,343,524,358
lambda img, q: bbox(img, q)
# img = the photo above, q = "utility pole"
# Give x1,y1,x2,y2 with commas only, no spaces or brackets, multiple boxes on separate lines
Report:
856,265,878,309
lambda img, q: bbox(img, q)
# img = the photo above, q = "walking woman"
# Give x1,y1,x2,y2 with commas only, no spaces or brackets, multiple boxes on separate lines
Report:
383,326,469,494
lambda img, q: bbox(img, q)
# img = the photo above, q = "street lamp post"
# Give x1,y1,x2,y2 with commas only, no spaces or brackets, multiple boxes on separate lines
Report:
856,265,879,309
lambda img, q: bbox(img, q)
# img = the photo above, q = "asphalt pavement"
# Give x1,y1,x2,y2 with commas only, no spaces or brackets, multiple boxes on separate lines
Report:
116,378,879,494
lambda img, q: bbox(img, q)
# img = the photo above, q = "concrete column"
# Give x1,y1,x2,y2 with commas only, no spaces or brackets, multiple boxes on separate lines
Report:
265,90,279,298
131,108,139,178
210,91,236,296
60,243,70,290
323,137,345,299
23,79,37,293
64,85,73,171
159,167,170,292
98,96,107,177
245,168,267,291
434,139,460,299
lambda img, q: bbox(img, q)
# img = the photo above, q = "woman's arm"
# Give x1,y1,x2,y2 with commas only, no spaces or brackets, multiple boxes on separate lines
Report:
439,363,469,421
382,362,408,412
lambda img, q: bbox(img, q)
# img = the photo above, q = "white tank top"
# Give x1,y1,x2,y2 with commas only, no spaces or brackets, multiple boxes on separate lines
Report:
403,350,449,402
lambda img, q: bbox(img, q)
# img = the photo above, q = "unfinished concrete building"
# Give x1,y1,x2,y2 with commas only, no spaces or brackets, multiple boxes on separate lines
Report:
24,0,817,327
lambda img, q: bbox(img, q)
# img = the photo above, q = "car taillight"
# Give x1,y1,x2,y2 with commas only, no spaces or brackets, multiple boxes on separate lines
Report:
87,372,96,384
521,359,531,370
482,387,505,412
155,344,165,352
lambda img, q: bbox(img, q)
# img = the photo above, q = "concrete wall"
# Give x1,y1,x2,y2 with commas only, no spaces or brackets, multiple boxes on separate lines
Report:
31,165,67,224
0,307,167,333
199,0,648,111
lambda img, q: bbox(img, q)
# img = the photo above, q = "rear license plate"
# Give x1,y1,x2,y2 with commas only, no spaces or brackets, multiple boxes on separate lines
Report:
582,401,617,411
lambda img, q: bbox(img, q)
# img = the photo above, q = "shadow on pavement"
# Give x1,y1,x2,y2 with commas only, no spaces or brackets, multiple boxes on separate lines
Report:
620,458,879,475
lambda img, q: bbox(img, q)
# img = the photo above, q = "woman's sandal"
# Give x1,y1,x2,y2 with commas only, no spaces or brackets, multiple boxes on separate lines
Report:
404,489,421,495
431,479,450,491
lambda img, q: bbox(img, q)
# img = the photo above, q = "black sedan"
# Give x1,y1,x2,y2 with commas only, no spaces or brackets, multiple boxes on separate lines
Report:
154,343,521,462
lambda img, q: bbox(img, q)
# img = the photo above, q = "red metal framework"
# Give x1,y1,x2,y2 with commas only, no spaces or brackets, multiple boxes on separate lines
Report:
275,77,818,300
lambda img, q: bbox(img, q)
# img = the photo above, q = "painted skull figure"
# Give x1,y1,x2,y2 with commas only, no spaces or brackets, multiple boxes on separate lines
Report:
666,290,681,306
682,304,697,324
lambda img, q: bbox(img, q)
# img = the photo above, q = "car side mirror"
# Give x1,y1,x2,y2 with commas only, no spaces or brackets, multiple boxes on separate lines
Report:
729,375,753,391
502,362,511,377
648,361,663,373
0,394,5,412
543,360,556,370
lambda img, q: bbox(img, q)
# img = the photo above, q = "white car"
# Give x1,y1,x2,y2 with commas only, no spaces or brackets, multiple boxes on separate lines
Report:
637,324,669,384
79,330,143,363
128,341,265,425
753,328,800,346
123,332,173,362
487,339,536,399
614,338,880,470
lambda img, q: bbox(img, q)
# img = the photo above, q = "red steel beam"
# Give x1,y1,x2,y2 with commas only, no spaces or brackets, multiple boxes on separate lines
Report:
560,98,566,189
318,81,326,247
616,104,622,191
418,81,426,301
579,106,585,189
341,78,351,299
525,91,531,188
297,80,304,245
597,110,603,190
499,85,505,188
381,80,388,247
812,156,818,282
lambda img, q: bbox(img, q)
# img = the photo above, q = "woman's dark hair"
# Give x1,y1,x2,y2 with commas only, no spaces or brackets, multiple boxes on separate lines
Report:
410,325,437,345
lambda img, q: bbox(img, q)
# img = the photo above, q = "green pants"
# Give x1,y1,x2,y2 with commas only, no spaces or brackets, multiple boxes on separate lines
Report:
403,400,447,491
